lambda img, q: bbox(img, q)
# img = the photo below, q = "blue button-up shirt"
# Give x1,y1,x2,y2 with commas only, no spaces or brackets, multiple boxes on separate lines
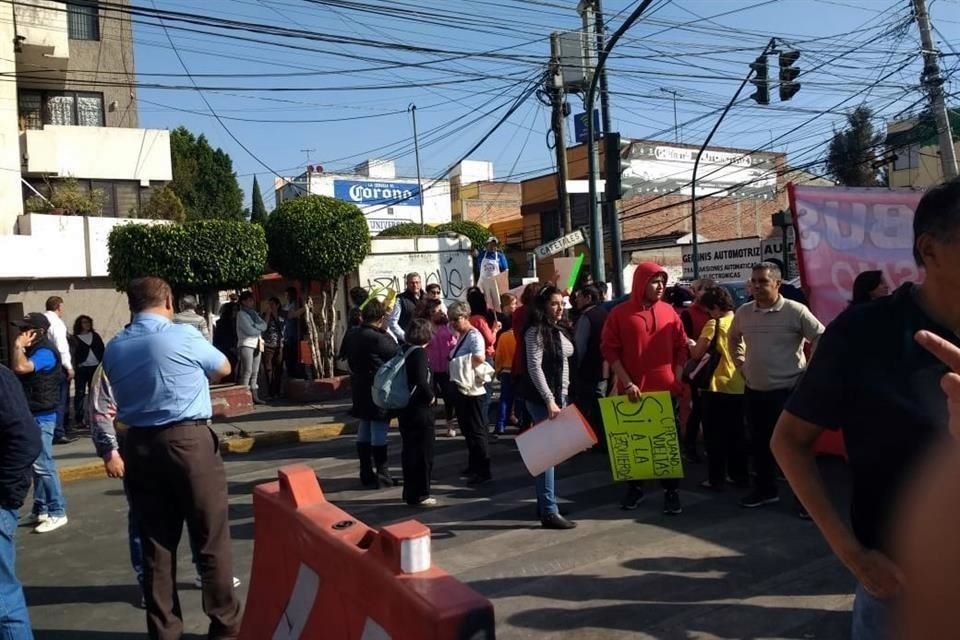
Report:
102,313,227,427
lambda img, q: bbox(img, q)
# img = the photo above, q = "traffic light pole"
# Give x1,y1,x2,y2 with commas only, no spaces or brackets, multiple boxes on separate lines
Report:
690,38,775,279
585,0,655,286
593,0,624,297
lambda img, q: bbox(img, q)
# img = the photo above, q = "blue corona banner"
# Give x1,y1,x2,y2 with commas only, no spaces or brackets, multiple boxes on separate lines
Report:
334,180,423,206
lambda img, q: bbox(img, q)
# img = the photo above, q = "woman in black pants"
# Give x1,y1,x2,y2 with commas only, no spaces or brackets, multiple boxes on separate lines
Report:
689,285,748,490
399,319,437,506
447,301,492,485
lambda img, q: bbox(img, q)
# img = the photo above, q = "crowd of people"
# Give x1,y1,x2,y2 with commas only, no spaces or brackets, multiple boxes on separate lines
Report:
0,183,959,639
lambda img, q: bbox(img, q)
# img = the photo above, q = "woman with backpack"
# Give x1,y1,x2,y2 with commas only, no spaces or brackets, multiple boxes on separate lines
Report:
689,285,748,491
398,319,437,506
523,285,578,530
343,299,400,488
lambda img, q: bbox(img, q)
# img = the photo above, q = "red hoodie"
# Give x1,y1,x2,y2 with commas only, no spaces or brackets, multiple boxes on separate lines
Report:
600,262,689,395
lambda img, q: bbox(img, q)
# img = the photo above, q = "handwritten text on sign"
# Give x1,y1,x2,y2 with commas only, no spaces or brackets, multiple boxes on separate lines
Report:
599,392,684,481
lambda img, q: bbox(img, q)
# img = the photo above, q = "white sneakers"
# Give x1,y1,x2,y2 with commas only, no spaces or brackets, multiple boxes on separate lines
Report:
22,513,48,527
34,515,68,534
194,575,242,589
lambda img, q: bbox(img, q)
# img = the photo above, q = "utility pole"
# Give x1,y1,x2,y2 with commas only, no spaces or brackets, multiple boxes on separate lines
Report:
593,0,625,297
300,148,316,163
549,33,573,249
912,0,958,179
408,104,426,232
660,88,680,143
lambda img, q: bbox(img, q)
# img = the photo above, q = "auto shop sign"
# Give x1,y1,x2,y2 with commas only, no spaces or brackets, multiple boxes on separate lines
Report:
681,237,762,282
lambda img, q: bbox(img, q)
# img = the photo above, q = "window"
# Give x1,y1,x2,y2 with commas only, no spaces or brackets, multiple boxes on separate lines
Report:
893,144,919,171
540,210,561,243
17,90,104,129
67,1,100,41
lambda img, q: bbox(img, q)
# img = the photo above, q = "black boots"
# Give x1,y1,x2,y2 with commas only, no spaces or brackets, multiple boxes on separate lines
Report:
356,442,377,488
372,445,401,488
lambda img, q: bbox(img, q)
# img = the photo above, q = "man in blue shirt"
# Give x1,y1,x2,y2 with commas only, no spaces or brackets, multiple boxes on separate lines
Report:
102,277,238,640
0,363,42,637
10,313,68,534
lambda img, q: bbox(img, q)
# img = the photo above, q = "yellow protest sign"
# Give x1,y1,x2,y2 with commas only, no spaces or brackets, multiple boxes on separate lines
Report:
600,392,684,481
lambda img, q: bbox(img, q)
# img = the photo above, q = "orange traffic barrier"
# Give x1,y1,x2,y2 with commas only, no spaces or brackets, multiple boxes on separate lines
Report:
238,464,496,640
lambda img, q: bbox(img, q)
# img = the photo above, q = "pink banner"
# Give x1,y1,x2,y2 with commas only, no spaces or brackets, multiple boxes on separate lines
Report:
790,184,924,324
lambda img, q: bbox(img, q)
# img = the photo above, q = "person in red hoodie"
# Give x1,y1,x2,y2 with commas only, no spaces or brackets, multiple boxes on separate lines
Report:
601,262,691,515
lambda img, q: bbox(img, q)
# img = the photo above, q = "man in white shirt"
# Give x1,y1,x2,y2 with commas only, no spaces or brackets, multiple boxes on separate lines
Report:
43,296,76,444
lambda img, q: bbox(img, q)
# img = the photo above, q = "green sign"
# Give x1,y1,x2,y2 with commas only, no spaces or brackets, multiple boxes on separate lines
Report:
600,393,684,481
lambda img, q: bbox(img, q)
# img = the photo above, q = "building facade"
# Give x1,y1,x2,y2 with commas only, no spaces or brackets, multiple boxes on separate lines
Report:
274,159,452,235
0,0,173,363
885,111,960,189
521,141,788,283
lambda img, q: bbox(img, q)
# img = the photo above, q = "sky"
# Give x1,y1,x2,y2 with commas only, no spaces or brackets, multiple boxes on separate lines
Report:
130,0,960,209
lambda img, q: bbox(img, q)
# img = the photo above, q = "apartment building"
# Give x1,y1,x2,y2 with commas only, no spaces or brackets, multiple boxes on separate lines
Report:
0,1,173,363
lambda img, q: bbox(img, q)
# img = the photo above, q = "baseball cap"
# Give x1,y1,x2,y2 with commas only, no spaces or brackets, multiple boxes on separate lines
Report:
486,236,499,245
11,312,50,331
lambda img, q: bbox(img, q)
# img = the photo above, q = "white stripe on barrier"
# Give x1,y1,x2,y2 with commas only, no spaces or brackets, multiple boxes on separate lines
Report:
361,617,392,640
400,534,431,574
272,564,320,640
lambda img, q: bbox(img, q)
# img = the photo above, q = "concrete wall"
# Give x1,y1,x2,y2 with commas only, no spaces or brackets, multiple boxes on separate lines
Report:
0,277,129,342
66,2,137,129
22,126,172,183
13,0,69,60
0,214,170,279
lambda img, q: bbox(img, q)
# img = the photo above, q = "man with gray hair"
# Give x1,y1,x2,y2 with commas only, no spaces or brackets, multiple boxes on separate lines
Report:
728,262,823,510
172,295,210,341
386,272,422,343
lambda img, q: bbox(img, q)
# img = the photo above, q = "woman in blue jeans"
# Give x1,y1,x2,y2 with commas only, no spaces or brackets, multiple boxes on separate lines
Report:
523,285,577,530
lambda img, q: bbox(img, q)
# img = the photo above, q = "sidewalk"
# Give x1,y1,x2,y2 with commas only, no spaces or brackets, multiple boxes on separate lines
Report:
54,398,358,483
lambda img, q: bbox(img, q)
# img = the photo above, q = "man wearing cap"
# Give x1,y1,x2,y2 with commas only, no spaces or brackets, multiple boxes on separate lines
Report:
102,276,239,640
477,236,509,283
9,312,69,534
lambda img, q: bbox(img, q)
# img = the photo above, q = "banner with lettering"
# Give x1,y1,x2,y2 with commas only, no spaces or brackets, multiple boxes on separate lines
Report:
599,393,684,481
789,184,924,324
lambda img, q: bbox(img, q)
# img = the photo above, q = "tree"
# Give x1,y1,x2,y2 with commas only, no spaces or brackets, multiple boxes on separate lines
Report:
108,219,267,322
826,106,884,186
135,184,186,222
265,195,370,378
377,219,491,252
170,126,244,221
250,176,269,225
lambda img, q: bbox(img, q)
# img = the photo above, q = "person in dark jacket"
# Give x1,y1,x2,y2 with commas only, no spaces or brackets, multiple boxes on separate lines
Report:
851,270,890,305
0,363,41,636
399,319,437,506
524,286,577,530
10,312,68,534
572,284,609,451
213,296,239,382
70,314,105,428
343,299,400,488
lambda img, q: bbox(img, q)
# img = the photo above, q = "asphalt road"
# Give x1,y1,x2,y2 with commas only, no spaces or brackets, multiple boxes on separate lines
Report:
17,432,855,639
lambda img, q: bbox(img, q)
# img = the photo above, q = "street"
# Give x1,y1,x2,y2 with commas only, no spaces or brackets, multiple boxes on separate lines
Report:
19,432,854,639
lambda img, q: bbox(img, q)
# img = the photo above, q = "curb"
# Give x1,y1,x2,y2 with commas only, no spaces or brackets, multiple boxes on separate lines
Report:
57,419,359,484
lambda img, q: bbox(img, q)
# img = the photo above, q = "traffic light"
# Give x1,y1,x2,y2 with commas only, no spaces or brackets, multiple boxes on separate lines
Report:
603,132,631,202
749,55,769,105
778,50,801,102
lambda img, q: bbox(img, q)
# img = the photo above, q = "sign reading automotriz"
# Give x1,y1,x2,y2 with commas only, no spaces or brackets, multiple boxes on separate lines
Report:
681,237,762,282
334,180,422,207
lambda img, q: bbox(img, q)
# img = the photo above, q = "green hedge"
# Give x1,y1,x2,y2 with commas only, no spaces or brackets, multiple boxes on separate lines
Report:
108,219,267,292
377,219,490,250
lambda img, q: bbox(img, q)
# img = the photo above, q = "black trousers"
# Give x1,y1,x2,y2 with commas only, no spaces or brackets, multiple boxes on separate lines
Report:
400,422,435,504
573,382,606,450
684,387,703,453
124,424,241,640
453,391,490,478
627,396,680,493
744,387,793,495
433,372,455,421
701,392,748,487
